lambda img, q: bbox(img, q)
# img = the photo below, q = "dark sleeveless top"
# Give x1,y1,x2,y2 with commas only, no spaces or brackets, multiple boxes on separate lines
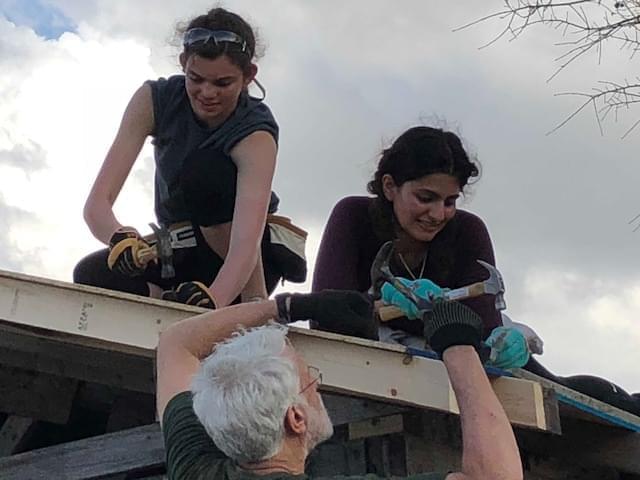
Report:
147,75,279,225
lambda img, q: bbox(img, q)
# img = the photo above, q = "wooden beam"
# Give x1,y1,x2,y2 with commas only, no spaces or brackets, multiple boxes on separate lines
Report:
549,418,640,474
322,394,409,426
515,368,640,432
0,423,164,480
292,329,550,431
0,365,77,424
0,327,154,393
0,408,382,480
0,269,199,351
2,410,638,479
348,414,404,440
516,417,640,475
0,416,35,457
0,270,552,431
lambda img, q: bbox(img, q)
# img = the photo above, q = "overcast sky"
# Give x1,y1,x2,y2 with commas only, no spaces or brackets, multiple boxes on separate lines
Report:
1,0,638,392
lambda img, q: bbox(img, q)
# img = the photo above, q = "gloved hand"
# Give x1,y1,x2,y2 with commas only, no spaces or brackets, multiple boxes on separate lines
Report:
107,227,150,277
275,290,377,340
381,278,444,320
483,326,530,369
162,281,217,309
501,313,544,355
423,300,483,357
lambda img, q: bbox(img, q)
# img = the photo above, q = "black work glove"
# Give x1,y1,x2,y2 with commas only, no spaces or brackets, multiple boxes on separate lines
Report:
162,281,217,309
424,300,483,357
275,290,378,340
107,227,150,277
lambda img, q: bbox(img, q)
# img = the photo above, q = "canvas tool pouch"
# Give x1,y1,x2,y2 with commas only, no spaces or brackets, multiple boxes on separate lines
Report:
265,214,308,283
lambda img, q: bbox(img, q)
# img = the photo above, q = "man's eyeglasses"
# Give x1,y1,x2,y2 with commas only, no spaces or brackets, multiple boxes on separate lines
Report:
183,28,247,52
299,365,323,395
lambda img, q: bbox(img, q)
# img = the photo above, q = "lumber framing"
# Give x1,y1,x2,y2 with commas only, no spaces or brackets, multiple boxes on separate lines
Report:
0,364,77,424
0,326,154,393
0,417,373,480
291,329,551,431
0,269,553,432
0,416,35,457
515,368,640,432
0,396,415,480
3,411,637,479
0,423,164,480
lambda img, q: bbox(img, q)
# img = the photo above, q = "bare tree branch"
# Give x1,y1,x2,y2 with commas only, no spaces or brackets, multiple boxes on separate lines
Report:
458,0,640,135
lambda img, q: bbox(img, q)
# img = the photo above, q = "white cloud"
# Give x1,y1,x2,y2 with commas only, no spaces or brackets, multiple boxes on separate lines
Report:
0,17,157,279
511,266,640,391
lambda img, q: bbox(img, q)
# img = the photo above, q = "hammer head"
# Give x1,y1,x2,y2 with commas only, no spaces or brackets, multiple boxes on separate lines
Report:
149,223,175,279
476,259,506,311
370,241,433,313
370,241,395,299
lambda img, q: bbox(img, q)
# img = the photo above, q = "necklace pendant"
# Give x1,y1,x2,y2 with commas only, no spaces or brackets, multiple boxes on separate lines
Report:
397,251,427,281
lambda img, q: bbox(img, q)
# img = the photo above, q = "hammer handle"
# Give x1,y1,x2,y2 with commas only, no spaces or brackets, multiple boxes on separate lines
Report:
445,282,486,301
375,302,404,322
136,245,158,265
374,281,487,322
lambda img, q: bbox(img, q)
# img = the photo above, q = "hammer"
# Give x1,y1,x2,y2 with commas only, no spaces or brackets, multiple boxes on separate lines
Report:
371,242,506,321
136,223,176,279
370,241,435,316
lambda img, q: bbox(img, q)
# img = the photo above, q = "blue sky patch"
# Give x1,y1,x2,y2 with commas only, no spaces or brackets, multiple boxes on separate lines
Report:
0,0,76,40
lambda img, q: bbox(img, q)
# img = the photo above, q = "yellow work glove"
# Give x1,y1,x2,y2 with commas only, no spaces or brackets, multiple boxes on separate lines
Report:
161,281,217,309
107,227,150,277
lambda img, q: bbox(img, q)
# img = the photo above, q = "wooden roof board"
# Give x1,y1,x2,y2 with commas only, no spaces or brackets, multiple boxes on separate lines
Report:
0,268,615,434
515,368,640,433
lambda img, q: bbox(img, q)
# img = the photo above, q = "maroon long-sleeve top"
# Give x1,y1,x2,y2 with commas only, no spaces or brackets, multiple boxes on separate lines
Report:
312,196,502,337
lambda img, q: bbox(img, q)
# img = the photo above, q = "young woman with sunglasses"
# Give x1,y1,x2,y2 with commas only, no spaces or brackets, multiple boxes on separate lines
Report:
74,8,301,309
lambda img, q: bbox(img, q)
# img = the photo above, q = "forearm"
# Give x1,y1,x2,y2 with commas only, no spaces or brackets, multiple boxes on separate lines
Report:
156,299,279,418
443,346,522,480
159,299,278,360
83,84,152,244
209,243,260,307
240,251,268,302
83,199,121,244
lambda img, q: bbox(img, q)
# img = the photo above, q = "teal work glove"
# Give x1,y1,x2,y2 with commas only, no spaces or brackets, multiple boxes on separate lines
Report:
381,277,444,320
484,326,530,369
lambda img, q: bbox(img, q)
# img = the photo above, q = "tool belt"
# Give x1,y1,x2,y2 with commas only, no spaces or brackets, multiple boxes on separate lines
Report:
142,222,197,249
142,216,309,284
265,214,308,284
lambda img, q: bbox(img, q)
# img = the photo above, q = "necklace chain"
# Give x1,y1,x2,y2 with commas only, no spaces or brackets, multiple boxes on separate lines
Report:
397,250,427,281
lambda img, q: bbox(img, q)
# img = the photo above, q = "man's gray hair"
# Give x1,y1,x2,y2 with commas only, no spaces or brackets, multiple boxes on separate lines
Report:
191,323,300,463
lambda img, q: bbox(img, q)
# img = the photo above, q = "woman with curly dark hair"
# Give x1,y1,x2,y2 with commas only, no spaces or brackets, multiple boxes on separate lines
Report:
313,126,502,342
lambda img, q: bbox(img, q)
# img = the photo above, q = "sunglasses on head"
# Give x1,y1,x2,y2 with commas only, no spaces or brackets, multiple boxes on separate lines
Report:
183,28,247,52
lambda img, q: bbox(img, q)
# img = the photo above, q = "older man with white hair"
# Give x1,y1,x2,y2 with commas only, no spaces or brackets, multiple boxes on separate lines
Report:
156,289,523,480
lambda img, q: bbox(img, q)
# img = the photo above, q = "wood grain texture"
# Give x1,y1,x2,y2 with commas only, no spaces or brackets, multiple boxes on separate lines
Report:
348,414,404,440
1,270,549,431
292,330,550,431
0,423,164,480
515,368,640,432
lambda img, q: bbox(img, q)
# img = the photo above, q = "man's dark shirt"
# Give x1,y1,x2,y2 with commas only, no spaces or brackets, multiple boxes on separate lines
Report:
163,391,447,480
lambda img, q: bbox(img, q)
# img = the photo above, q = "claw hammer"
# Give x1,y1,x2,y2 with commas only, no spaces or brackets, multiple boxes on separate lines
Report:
136,223,176,279
371,242,506,321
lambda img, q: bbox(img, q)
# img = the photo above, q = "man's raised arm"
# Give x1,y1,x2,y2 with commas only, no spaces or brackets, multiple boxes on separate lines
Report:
383,293,523,480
